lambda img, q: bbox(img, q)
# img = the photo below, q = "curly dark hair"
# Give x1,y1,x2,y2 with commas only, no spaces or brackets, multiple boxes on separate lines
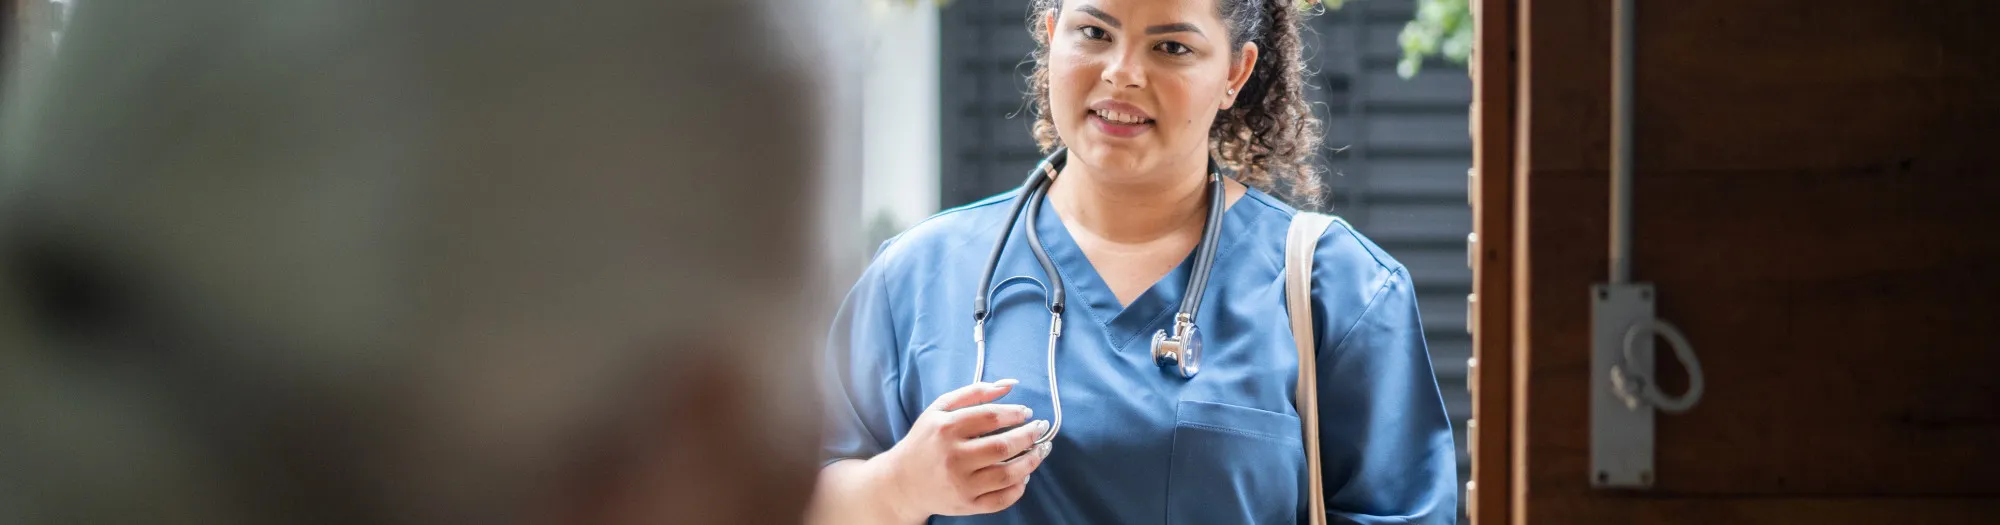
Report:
1027,0,1325,207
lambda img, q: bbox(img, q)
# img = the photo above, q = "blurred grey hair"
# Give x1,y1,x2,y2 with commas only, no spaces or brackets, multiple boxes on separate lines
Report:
0,0,855,523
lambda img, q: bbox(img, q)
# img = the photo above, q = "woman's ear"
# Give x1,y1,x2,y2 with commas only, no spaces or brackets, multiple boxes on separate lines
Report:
1222,42,1260,110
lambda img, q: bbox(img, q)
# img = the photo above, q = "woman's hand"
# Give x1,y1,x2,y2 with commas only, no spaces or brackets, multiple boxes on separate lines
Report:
875,379,1049,520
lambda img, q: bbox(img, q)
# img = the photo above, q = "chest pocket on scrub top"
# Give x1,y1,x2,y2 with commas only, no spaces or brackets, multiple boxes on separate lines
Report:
1165,399,1306,524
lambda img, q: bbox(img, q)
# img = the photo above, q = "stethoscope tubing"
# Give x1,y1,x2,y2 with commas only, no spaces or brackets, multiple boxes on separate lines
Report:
970,147,1225,458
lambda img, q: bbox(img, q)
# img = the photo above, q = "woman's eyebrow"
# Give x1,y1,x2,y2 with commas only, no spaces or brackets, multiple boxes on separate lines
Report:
1075,5,1121,28
1145,22,1201,36
1073,6,1203,37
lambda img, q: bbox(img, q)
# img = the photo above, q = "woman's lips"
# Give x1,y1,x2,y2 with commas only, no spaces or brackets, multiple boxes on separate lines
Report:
1088,110,1153,138
1086,100,1154,139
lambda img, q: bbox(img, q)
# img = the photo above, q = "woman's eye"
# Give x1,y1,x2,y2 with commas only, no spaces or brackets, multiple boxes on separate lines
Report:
1079,26,1109,41
1157,41,1192,56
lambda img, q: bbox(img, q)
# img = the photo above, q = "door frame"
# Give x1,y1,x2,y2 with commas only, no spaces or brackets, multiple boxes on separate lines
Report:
1468,0,1518,523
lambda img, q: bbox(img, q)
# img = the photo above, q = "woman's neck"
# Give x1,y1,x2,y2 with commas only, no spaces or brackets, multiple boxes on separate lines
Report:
1046,154,1211,245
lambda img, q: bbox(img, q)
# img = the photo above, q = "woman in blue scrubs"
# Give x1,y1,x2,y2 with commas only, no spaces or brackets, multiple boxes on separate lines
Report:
811,0,1457,523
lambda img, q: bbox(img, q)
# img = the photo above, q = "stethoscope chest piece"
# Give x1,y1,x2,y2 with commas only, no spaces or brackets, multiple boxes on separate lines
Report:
1150,316,1203,378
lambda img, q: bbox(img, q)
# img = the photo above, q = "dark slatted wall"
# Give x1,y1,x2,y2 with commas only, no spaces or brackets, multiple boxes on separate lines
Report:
938,0,1473,517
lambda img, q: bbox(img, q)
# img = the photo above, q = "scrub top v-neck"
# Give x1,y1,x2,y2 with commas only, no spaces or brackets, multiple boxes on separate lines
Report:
821,186,1459,524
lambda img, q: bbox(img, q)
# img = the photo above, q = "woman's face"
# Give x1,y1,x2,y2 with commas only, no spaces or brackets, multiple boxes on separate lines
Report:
1045,0,1255,181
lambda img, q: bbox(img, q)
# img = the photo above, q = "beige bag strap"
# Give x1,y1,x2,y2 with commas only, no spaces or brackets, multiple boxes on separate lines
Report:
1286,211,1336,525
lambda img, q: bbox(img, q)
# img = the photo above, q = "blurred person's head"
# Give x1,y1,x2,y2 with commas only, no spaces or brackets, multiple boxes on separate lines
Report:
1027,0,1323,204
0,1,855,523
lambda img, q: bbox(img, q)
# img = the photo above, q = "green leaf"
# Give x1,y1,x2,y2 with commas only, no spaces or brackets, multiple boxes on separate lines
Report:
1394,0,1473,79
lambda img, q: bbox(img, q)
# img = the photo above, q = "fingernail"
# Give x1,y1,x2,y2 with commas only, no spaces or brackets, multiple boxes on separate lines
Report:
1021,406,1034,419
994,378,1019,388
1034,420,1050,433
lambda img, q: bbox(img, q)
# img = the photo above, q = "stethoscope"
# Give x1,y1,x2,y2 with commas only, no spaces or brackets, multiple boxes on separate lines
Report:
971,147,1227,460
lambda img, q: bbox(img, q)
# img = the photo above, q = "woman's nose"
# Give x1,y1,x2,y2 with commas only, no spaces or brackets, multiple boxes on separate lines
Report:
1100,46,1145,89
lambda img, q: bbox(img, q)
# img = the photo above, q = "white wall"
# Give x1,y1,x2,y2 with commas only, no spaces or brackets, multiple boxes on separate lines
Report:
859,2,941,249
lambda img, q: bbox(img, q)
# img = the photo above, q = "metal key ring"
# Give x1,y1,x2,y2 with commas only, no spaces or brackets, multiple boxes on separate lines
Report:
1615,318,1705,413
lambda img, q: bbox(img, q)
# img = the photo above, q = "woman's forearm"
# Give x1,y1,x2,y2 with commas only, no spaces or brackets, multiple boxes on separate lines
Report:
807,457,924,525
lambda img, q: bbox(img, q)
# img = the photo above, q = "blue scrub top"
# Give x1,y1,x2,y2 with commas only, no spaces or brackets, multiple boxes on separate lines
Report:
822,185,1458,524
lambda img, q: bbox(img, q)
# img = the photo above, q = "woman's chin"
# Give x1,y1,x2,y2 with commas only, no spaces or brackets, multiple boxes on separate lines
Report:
1071,140,1208,179
1069,145,1147,173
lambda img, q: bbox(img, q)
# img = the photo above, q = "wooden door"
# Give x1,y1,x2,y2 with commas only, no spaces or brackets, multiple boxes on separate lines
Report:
1473,0,2000,523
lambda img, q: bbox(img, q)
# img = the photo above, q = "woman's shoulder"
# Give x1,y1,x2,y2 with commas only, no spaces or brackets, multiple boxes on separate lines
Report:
867,188,1021,271
1236,187,1407,283
1237,187,1417,352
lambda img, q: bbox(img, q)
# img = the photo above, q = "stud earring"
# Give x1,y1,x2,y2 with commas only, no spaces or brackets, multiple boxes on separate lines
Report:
1227,88,1237,95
